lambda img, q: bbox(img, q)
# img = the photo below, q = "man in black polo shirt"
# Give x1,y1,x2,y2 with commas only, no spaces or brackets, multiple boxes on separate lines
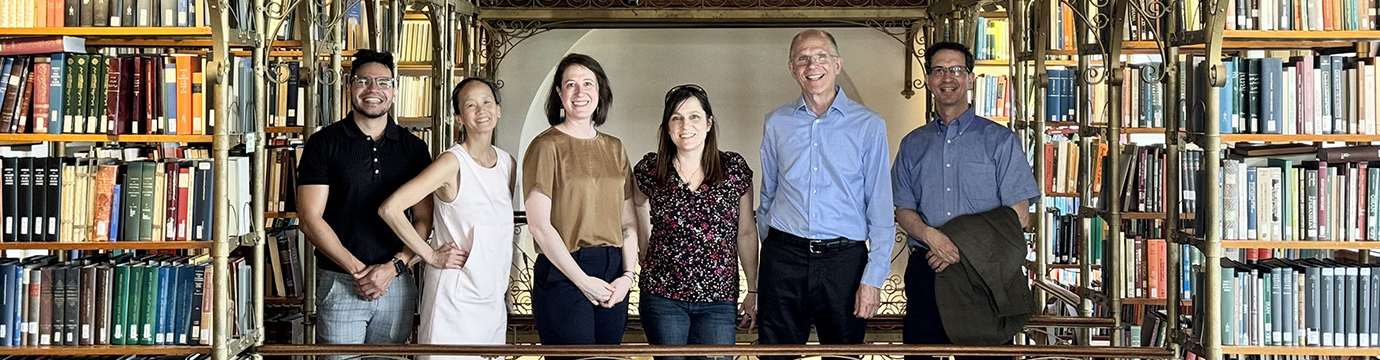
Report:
296,49,433,353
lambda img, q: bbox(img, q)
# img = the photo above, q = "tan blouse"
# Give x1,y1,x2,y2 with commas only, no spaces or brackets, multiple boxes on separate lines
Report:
522,127,634,253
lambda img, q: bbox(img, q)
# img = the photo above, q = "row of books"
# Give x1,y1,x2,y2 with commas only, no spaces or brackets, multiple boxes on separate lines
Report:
0,53,219,135
1214,154,1380,245
1041,138,1107,195
1198,257,1380,347
393,75,435,119
1044,68,1079,124
0,152,256,243
1223,0,1377,31
1186,55,1380,135
0,0,210,28
1042,213,1107,265
973,17,1008,61
0,254,254,347
264,62,304,129
398,20,434,63
1100,144,1192,215
264,145,299,214
972,74,1010,120
265,220,303,299
1121,237,1205,300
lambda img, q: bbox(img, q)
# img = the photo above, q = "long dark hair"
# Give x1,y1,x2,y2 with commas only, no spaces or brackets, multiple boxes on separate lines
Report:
544,53,613,126
655,84,725,187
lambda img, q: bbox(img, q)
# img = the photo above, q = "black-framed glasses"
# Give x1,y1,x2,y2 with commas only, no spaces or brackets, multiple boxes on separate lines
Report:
352,76,396,89
928,66,971,77
790,53,837,66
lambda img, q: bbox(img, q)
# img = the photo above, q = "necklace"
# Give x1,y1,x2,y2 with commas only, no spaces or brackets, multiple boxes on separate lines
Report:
674,158,703,185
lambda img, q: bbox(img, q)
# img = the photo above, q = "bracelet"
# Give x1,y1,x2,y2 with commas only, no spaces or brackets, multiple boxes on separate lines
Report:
622,271,639,282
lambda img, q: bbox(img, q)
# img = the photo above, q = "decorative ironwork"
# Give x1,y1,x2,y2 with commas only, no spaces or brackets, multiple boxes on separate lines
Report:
478,20,560,82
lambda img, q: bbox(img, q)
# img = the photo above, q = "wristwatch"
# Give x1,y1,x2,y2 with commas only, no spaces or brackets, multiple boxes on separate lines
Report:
390,257,409,276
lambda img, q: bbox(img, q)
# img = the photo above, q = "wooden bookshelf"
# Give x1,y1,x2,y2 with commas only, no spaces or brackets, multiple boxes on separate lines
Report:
1218,134,1380,143
0,140,41,146
267,127,304,134
0,345,209,355
0,27,212,37
267,212,298,219
1121,127,1170,134
1221,346,1380,356
975,59,1011,66
1174,30,1380,46
1218,240,1380,250
397,117,432,123
0,241,213,250
0,134,214,143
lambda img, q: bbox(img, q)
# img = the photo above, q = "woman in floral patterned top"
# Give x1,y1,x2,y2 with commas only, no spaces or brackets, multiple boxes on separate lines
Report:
633,84,760,360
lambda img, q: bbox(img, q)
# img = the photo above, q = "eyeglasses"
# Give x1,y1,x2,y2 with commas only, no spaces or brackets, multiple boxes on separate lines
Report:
352,76,396,89
928,66,971,78
790,53,837,66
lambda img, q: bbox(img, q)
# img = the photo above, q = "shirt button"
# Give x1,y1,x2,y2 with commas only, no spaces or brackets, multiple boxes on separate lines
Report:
813,143,818,147
812,167,818,171
812,190,817,194
373,158,378,162
946,140,951,144
947,188,951,192
814,120,820,124
374,170,380,174
947,212,952,216
946,164,951,168
373,148,377,151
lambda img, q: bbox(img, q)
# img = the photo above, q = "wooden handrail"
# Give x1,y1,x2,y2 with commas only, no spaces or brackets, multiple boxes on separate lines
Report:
256,344,1175,358
504,314,1114,329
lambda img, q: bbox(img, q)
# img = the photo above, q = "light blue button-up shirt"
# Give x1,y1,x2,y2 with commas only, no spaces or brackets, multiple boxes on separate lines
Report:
758,87,895,289
893,107,1040,249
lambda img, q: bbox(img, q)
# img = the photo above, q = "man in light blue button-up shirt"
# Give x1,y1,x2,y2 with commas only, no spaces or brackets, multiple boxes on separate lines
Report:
893,41,1039,360
756,29,895,355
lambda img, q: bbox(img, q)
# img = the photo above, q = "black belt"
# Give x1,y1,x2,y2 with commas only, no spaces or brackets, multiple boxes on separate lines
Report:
770,228,861,254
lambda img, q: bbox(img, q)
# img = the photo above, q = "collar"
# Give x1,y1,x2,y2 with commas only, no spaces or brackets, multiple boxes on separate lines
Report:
792,85,851,118
341,113,402,140
931,106,977,134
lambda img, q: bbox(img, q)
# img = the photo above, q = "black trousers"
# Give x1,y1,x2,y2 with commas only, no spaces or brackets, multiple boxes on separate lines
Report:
905,246,1013,360
532,247,629,360
758,228,868,360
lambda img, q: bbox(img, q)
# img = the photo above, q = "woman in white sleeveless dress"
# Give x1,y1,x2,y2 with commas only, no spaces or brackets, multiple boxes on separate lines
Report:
379,78,516,360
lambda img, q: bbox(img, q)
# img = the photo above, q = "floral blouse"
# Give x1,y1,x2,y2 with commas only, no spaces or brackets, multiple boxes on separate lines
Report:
634,151,753,303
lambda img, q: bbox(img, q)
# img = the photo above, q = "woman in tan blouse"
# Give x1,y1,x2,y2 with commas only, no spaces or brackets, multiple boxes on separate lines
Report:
522,53,639,350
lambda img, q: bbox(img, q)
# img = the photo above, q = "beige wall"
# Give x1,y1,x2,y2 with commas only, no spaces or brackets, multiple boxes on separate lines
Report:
492,28,932,207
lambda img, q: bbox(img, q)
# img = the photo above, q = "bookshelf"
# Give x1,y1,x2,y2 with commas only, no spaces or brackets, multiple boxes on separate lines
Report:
0,242,215,251
0,3,269,360
1162,0,1380,355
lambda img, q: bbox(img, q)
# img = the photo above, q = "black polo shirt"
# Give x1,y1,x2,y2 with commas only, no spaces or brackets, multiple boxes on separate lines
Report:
297,115,431,274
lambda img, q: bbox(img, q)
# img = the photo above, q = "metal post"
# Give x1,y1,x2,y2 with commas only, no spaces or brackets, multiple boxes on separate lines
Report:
206,1,237,359
1074,0,1095,345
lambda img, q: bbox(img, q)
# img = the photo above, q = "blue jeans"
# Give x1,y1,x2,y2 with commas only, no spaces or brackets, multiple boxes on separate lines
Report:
315,269,418,360
640,293,738,360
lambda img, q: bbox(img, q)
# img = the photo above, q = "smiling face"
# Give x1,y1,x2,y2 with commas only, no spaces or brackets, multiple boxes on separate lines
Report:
789,33,842,97
557,64,600,123
925,49,974,108
454,81,501,136
349,62,395,119
666,96,712,154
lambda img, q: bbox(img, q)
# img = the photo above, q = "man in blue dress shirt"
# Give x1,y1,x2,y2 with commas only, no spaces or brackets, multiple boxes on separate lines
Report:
756,29,895,356
893,41,1040,360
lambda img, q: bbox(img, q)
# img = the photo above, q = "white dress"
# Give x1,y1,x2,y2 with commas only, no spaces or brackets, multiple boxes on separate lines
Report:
417,144,515,360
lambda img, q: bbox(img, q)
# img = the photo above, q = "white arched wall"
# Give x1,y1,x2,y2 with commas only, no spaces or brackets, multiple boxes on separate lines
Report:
491,27,932,281
494,28,930,204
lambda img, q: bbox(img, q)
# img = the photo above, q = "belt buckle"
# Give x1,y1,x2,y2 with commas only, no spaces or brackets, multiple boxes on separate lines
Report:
808,241,825,254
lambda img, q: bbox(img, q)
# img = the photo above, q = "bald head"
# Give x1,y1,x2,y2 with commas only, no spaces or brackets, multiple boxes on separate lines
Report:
790,29,839,58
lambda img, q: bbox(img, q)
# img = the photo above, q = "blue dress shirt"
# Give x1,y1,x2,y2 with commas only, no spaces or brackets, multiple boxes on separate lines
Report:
892,107,1040,249
758,87,896,289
